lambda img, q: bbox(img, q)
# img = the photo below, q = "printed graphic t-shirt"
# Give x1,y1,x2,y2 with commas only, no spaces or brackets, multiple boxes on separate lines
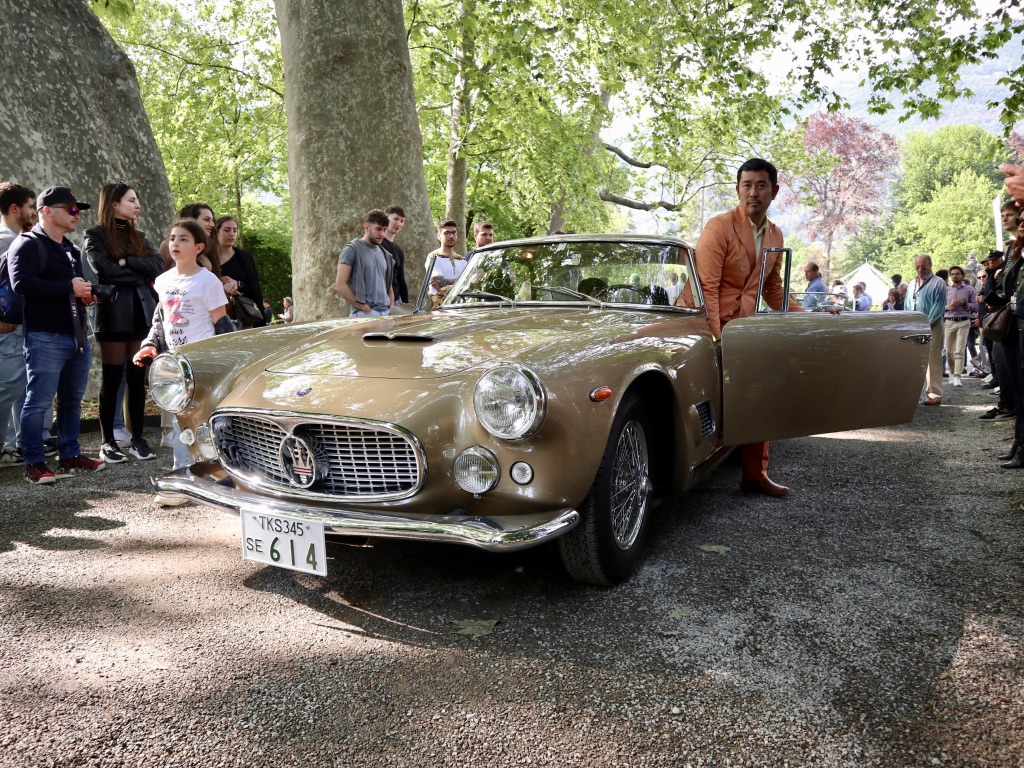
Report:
153,267,227,349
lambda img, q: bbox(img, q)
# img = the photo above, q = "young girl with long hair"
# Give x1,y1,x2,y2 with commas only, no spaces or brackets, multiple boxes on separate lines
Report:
135,220,234,494
83,182,163,464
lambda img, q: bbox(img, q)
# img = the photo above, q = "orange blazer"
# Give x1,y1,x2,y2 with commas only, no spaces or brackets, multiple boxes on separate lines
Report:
694,205,790,337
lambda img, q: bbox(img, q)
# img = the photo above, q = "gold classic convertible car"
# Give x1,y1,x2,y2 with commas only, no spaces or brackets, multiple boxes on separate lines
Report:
151,235,930,585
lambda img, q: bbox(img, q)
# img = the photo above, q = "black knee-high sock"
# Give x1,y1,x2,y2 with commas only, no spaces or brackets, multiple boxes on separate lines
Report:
125,362,147,442
99,362,125,445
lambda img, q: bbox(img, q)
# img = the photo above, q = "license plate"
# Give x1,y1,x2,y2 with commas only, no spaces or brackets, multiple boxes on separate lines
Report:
241,511,327,576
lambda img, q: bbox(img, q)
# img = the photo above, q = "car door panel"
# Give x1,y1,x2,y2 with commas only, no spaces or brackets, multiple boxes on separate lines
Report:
720,311,931,445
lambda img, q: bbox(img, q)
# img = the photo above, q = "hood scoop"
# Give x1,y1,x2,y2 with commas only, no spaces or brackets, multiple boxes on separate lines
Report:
362,331,434,343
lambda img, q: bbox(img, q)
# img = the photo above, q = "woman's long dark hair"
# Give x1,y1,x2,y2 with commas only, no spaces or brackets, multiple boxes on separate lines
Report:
97,182,146,260
176,202,221,276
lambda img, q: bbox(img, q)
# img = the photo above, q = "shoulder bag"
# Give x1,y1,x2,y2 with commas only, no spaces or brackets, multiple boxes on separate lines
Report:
981,305,1012,341
228,294,264,327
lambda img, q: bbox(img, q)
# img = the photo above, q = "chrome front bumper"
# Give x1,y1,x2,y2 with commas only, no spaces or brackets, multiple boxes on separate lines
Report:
154,466,579,552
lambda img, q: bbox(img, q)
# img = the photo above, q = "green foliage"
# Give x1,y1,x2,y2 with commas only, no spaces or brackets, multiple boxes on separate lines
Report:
241,199,292,310
99,0,287,221
895,125,1011,208
899,169,1001,266
847,125,1008,279
89,0,135,20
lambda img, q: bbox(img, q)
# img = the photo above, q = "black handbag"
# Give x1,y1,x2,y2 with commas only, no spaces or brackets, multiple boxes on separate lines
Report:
981,305,1012,341
228,294,263,327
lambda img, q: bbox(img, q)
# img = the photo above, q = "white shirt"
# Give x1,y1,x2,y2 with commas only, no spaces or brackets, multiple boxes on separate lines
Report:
154,268,227,348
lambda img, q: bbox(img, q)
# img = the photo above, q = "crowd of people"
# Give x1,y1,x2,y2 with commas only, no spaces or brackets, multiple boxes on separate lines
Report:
0,181,284,495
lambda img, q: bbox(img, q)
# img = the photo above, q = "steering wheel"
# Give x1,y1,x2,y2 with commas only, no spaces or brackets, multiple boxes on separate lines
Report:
605,284,650,303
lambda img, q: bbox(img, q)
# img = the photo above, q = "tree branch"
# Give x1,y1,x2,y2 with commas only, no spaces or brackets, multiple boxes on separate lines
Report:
599,191,681,211
134,41,283,100
601,141,669,170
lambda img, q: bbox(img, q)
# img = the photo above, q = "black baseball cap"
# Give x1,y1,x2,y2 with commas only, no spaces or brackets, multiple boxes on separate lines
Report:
36,186,91,210
983,250,1004,263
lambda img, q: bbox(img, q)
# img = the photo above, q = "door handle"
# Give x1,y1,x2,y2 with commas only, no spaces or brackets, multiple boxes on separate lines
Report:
901,334,932,344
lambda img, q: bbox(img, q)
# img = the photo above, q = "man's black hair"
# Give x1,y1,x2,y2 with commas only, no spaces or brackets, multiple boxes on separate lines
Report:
365,208,389,227
736,158,778,186
0,182,34,215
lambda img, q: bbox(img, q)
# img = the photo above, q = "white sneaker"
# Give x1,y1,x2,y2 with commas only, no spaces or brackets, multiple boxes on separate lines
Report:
983,374,994,384
952,375,962,387
160,430,175,448
154,492,188,507
113,427,132,446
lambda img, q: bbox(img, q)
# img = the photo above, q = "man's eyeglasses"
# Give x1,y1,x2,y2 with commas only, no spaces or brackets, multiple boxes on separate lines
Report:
51,205,80,216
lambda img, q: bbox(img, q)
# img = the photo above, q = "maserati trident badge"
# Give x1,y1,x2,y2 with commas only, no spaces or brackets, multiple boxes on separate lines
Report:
280,434,320,488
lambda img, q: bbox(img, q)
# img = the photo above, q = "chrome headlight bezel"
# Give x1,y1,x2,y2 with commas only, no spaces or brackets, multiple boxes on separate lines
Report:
473,364,546,440
148,353,195,414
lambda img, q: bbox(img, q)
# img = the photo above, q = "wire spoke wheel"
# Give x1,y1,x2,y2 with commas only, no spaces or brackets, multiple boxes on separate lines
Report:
558,394,655,586
610,420,650,550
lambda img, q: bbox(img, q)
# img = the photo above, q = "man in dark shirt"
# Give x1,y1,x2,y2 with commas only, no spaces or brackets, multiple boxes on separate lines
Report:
8,187,106,483
380,205,409,304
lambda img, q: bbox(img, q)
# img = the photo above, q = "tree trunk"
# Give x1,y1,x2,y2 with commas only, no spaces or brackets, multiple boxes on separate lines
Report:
274,0,435,320
444,0,474,255
0,1,175,237
0,0,176,399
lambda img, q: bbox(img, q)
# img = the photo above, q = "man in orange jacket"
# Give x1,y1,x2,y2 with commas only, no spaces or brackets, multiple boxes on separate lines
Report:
696,157,791,497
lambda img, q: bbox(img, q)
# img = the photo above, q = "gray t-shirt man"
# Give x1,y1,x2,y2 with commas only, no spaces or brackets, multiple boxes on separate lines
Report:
338,238,393,316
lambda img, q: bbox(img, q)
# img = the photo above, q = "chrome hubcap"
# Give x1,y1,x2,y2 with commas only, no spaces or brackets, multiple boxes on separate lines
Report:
610,420,650,550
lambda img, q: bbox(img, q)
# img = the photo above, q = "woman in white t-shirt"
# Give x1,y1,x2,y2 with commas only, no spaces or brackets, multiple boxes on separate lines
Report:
134,220,231,488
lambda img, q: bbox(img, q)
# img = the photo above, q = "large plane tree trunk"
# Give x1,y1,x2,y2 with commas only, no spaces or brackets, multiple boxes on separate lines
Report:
273,0,435,320
0,1,175,238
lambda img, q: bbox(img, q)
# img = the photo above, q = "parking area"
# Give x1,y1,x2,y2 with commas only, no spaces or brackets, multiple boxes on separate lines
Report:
1,382,1022,767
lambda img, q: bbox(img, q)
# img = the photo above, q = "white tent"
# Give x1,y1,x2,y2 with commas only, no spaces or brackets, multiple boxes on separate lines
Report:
840,262,893,310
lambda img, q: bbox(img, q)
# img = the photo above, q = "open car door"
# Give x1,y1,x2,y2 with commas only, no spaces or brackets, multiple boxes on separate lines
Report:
719,248,931,445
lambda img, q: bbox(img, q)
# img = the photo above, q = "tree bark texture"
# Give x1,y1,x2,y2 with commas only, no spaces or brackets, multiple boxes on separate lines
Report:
0,0,175,239
274,0,435,320
444,0,474,256
0,0,176,399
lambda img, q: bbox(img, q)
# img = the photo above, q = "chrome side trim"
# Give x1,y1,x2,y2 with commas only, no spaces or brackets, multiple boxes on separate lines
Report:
154,467,579,553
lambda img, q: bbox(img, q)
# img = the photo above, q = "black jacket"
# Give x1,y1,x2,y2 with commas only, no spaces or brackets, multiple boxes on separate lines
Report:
8,224,85,335
84,224,162,335
219,247,267,326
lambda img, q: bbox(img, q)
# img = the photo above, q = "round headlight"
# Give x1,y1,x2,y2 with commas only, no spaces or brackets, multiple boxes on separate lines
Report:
473,364,546,439
149,353,194,414
454,447,500,494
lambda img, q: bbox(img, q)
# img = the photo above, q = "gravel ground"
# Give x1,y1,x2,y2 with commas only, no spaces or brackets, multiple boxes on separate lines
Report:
1,377,1022,768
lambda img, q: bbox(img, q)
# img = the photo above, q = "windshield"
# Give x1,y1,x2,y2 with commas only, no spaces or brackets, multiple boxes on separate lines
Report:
440,240,700,309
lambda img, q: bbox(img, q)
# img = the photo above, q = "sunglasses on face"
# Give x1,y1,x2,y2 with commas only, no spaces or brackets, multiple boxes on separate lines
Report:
1016,218,1023,226
51,205,80,216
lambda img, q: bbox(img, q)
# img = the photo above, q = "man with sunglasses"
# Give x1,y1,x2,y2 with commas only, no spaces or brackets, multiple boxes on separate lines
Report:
8,187,106,484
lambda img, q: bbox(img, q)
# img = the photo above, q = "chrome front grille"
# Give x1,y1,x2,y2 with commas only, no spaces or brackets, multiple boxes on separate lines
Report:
209,410,425,501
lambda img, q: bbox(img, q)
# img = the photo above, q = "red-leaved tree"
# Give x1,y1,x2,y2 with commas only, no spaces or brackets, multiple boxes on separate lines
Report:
781,113,899,277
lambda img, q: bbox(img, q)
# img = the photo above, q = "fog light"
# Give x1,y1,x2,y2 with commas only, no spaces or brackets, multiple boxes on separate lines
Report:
454,447,499,494
196,424,218,460
510,461,534,485
179,428,195,446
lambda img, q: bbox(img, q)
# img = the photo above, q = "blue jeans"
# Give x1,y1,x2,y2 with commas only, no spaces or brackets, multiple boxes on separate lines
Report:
22,332,91,465
350,308,390,317
0,329,26,449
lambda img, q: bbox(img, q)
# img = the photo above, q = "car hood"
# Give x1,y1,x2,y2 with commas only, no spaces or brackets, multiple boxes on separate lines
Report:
264,309,658,379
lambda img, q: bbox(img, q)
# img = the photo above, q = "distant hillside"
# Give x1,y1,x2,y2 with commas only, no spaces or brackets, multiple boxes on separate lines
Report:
809,47,1022,138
